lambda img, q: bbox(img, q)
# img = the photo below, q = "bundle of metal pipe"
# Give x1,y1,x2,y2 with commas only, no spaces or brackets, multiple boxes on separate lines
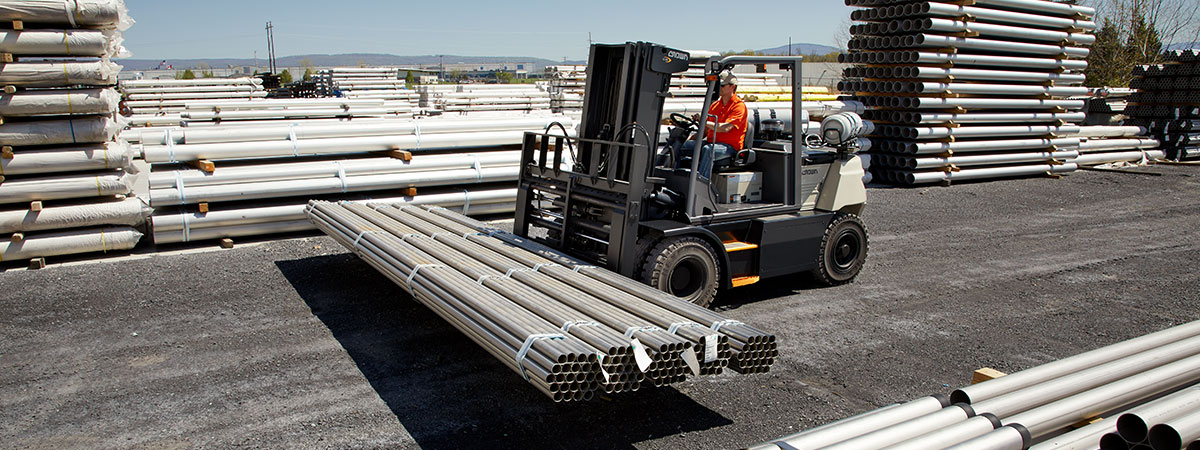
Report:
843,0,1094,185
120,77,268,114
315,67,405,97
308,201,773,399
1125,50,1200,161
127,116,565,145
752,320,1200,450
151,188,515,245
0,2,141,262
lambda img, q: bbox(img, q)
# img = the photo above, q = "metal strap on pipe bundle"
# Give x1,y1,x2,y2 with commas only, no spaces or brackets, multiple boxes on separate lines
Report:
307,201,777,400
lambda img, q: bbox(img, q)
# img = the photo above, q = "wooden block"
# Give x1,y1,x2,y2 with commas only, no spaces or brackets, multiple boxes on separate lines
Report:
0,116,4,125
28,257,46,270
971,367,1007,384
11,20,22,31
3,86,15,94
219,238,234,249
198,202,209,214
1,53,12,63
1071,417,1103,429
383,150,412,161
401,187,418,196
11,233,23,242
187,159,215,173
29,201,42,212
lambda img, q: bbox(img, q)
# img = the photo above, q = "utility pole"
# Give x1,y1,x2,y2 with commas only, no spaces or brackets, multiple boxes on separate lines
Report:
437,54,444,82
788,36,792,56
265,21,277,74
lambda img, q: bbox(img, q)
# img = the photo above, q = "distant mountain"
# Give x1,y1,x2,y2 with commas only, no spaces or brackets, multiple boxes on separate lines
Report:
115,53,582,71
1166,42,1199,51
757,43,842,55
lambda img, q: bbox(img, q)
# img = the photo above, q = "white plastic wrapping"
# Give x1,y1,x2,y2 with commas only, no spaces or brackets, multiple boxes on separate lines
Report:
0,226,142,261
0,116,122,146
0,171,131,203
120,77,261,88
0,60,121,87
0,88,119,117
0,196,148,233
1,141,133,175
0,29,125,57
0,0,133,31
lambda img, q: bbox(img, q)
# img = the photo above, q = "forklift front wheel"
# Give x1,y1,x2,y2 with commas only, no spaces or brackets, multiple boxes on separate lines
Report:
642,236,720,308
814,213,869,286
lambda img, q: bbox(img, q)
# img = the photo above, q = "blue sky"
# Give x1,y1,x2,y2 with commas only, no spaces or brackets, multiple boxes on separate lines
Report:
122,0,854,61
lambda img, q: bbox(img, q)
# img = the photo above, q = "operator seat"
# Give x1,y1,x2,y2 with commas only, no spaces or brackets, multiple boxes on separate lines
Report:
713,120,757,172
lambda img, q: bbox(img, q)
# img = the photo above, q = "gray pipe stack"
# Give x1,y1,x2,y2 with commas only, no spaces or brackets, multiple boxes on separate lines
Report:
749,320,1200,450
306,201,776,401
840,0,1095,185
1126,50,1200,161
0,0,148,264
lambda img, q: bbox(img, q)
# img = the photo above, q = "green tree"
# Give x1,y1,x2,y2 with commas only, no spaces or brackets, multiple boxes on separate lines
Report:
405,70,417,85
280,69,293,84
303,68,313,81
177,69,196,80
1084,1,1166,87
495,71,514,84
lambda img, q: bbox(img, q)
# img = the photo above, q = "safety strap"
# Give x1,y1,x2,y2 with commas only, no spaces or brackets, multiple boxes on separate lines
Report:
624,326,662,338
561,320,601,333
334,161,348,193
288,125,299,157
174,171,186,204
472,159,483,182
404,263,445,291
516,333,565,382
710,319,745,332
572,265,598,273
181,212,191,243
461,189,471,215
64,0,79,28
412,119,421,151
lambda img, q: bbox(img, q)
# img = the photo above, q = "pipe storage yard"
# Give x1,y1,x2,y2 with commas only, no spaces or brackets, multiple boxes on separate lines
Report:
2,0,1200,447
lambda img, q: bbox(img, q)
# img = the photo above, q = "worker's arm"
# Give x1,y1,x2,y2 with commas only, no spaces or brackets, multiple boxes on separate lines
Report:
690,114,739,133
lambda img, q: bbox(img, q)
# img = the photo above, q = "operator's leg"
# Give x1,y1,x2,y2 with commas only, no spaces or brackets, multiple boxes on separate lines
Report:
710,143,736,169
678,139,697,169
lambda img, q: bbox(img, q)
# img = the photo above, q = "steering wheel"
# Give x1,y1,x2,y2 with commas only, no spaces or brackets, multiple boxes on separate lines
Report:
669,112,698,131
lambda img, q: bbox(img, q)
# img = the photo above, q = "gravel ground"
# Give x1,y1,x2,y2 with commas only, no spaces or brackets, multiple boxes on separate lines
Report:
1,165,1198,449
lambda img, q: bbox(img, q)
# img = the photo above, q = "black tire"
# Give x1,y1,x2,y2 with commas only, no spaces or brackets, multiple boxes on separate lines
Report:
641,236,720,308
813,213,868,286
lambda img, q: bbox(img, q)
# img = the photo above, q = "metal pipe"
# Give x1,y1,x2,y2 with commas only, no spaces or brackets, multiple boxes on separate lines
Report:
141,130,541,163
886,414,1005,450
1147,407,1200,450
954,321,1200,404
903,162,1078,184
820,404,978,450
131,116,571,145
942,425,1031,450
1117,386,1200,443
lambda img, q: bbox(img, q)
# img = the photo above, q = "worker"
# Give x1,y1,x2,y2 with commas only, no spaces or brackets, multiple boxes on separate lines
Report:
679,70,748,178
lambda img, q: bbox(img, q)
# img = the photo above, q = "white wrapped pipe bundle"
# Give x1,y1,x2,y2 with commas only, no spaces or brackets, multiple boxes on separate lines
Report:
120,78,261,88
125,91,268,101
0,60,120,87
1072,150,1165,165
1,141,132,175
149,165,518,206
151,188,516,244
0,29,125,57
0,197,148,233
904,162,1078,185
0,226,141,260
1077,138,1161,152
0,172,130,203
0,0,133,30
124,113,181,128
120,85,264,95
0,88,119,117
149,151,522,189
0,116,120,146
134,116,572,146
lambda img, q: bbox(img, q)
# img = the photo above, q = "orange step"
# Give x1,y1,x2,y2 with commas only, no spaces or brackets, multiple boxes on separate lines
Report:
723,240,758,252
731,276,760,288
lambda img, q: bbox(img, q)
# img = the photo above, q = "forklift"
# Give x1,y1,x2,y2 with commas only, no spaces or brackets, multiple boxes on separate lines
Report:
514,42,869,307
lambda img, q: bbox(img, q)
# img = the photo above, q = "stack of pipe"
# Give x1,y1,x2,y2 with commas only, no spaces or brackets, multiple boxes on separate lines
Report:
545,64,586,112
119,78,267,114
1084,87,1135,126
0,0,146,262
749,319,1200,450
1067,125,1164,166
307,201,776,401
125,98,414,128
842,0,1096,185
315,67,407,99
1126,50,1200,161
140,115,575,245
418,84,551,113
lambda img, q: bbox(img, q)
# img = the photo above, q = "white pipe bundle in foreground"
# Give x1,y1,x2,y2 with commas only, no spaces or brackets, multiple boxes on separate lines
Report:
0,227,141,261
151,188,516,244
149,151,522,189
1071,150,1165,166
0,61,121,87
0,0,133,30
0,29,125,57
0,197,149,233
149,166,517,206
0,88,120,117
134,116,571,146
0,116,121,146
1,142,133,176
0,172,131,203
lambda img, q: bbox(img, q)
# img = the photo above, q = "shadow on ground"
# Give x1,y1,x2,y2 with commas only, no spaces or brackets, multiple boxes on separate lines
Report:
277,253,731,449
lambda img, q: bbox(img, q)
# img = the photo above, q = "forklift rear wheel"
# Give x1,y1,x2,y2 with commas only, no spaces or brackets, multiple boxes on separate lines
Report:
814,213,868,286
642,236,720,308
